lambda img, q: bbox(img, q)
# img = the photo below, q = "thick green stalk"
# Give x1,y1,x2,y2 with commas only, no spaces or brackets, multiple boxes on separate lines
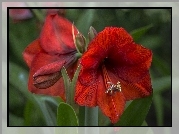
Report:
31,9,45,23
79,106,85,126
85,107,98,126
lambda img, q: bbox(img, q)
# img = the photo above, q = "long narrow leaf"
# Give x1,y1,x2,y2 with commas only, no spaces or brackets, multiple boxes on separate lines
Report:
130,24,153,41
115,95,152,126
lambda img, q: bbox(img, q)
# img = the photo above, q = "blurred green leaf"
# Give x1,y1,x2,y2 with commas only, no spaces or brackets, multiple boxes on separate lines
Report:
152,55,171,76
9,112,24,126
57,102,78,126
38,96,63,126
24,100,46,126
153,94,164,126
9,62,31,100
9,84,26,114
115,95,152,126
130,24,153,42
139,35,162,49
76,9,95,36
9,18,39,65
152,76,171,94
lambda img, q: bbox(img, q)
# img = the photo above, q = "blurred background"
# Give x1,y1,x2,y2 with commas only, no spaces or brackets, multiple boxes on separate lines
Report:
8,8,171,126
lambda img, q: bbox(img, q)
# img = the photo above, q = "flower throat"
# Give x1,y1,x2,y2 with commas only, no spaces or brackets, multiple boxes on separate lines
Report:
102,65,121,95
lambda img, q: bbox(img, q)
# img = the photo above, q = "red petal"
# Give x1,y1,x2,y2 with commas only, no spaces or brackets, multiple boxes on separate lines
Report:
22,39,42,67
75,79,98,107
31,52,66,76
75,67,98,106
110,42,152,65
78,44,107,86
97,74,126,124
119,73,152,101
33,60,66,77
110,44,152,100
40,14,78,54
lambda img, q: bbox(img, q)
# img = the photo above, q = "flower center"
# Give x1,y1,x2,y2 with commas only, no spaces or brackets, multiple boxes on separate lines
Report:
105,81,121,95
102,65,122,95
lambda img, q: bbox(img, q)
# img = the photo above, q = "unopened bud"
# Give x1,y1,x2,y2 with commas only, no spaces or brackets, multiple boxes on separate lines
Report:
33,72,61,89
88,26,97,42
75,33,86,53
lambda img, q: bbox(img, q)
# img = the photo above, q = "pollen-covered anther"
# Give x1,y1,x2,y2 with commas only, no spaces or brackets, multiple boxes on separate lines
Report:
105,81,122,95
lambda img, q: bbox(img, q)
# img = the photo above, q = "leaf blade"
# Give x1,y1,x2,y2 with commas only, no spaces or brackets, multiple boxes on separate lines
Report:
57,102,78,126
115,95,153,126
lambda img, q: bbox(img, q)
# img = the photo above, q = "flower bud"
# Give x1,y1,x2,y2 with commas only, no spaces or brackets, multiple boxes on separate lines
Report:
88,26,97,42
75,33,86,53
33,72,61,89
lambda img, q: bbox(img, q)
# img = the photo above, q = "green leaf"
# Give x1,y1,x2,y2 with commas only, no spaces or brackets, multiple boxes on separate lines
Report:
9,113,24,126
76,9,95,36
130,24,153,42
39,96,63,126
152,76,171,94
24,100,46,126
115,95,152,126
9,18,39,65
153,94,164,126
9,62,33,101
57,102,78,126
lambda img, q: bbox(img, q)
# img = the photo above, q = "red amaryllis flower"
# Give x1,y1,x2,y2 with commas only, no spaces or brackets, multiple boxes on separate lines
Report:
75,27,152,123
23,14,78,100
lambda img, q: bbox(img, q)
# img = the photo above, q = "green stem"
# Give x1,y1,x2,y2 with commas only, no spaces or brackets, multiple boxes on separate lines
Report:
61,67,71,104
79,106,85,126
85,107,98,126
31,9,45,23
75,52,82,59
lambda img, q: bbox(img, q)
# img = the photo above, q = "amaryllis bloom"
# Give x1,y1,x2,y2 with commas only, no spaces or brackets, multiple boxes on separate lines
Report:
75,27,152,123
23,14,78,100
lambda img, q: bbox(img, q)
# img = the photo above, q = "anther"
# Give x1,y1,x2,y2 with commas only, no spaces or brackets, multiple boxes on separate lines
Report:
105,81,122,95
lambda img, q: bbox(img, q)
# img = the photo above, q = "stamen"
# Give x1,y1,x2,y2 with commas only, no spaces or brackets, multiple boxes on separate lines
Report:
102,65,122,95
105,81,122,95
